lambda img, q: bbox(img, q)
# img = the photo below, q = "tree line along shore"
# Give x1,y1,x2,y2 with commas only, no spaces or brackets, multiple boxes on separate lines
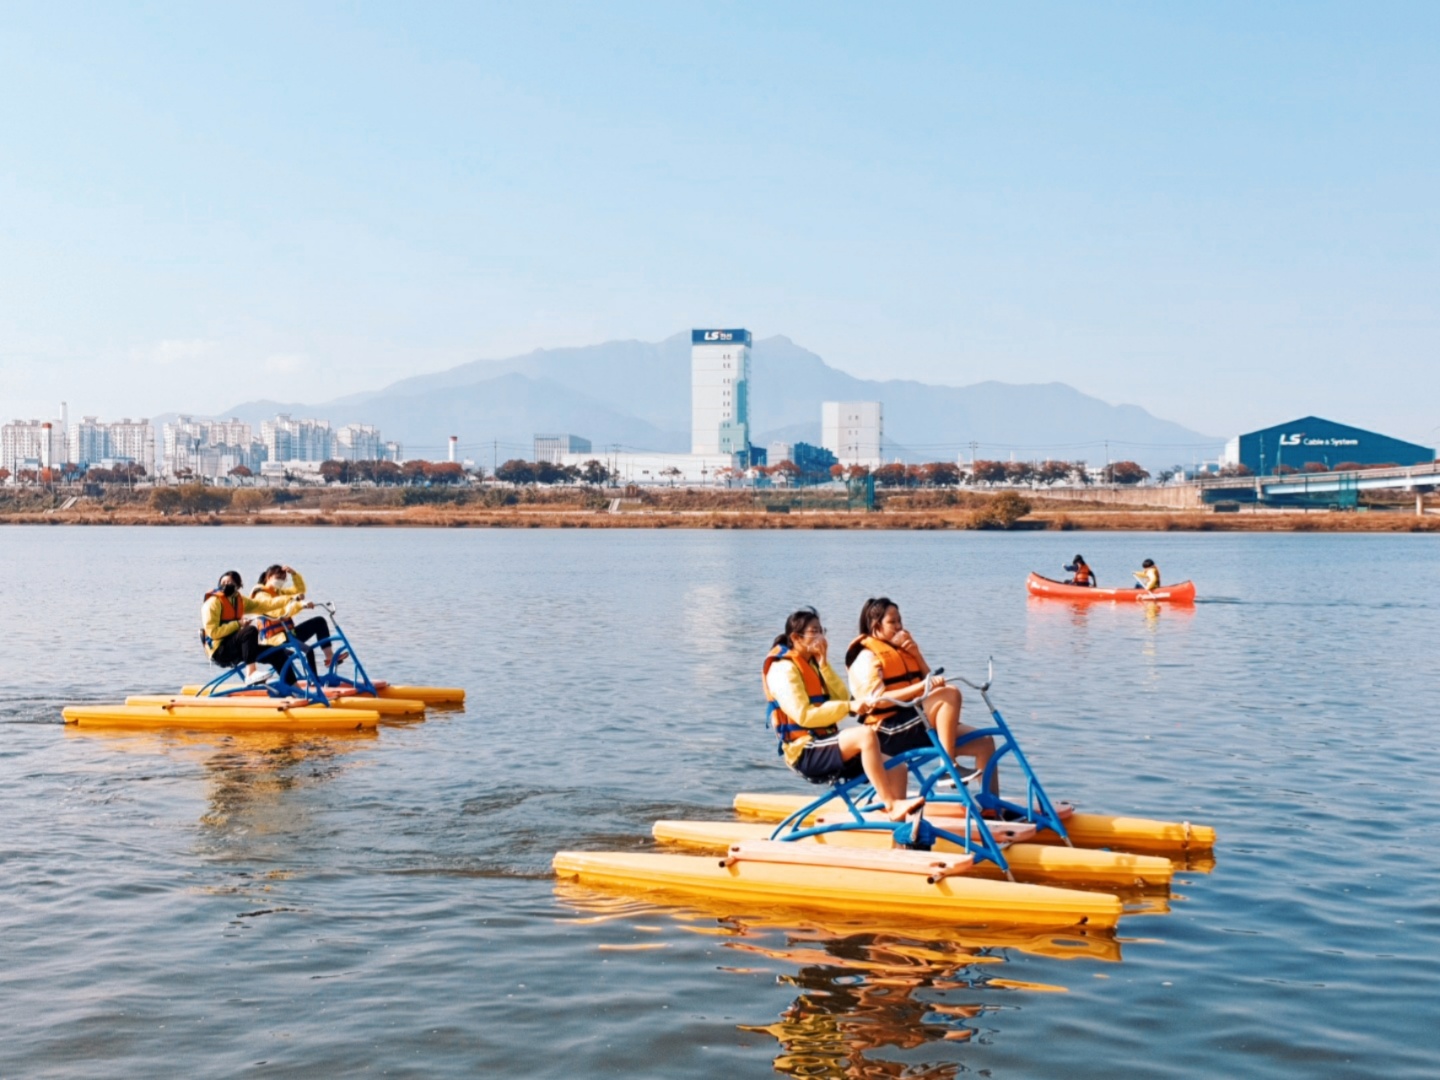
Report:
1,482,1435,532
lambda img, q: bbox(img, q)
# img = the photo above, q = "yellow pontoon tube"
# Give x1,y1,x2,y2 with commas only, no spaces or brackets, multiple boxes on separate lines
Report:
652,820,1174,889
378,685,465,705
732,793,1216,857
63,699,381,732
552,850,1123,929
161,691,426,717
180,683,464,707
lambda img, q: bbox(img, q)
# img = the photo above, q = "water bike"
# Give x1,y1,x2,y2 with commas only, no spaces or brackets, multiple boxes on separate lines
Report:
176,601,465,713
1027,573,1197,604
653,665,1200,887
556,666,1209,927
730,662,1215,860
64,602,461,732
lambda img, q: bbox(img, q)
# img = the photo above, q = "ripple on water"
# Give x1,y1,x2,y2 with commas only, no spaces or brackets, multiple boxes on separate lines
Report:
1,527,1439,1077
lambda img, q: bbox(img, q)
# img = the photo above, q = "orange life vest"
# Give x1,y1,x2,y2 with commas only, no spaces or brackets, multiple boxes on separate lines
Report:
1072,563,1092,586
201,589,244,649
844,635,925,725
250,584,295,640
762,645,837,753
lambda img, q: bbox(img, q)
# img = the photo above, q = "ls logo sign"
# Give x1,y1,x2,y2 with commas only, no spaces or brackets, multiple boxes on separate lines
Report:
1279,433,1303,446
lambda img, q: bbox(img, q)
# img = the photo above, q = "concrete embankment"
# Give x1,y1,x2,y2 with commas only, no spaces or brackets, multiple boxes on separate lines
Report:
1037,485,1204,510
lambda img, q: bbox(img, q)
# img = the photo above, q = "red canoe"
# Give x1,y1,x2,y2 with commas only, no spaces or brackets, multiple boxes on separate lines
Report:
1027,572,1197,604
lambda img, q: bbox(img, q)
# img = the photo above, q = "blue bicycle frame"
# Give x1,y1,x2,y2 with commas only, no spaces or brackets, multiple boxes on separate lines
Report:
767,662,1072,879
198,602,377,704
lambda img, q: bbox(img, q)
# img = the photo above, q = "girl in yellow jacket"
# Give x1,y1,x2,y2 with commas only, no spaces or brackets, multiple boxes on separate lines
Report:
847,596,999,800
764,607,923,820
1132,559,1161,591
201,570,309,676
251,564,345,675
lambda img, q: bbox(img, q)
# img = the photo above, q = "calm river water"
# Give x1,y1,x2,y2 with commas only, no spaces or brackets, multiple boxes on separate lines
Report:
2,526,1438,1078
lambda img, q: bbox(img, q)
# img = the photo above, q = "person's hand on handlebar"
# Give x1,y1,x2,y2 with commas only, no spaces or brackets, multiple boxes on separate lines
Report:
852,699,875,717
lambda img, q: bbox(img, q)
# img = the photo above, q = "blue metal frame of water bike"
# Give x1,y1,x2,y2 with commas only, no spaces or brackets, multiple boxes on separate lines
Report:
198,601,377,705
768,662,1072,878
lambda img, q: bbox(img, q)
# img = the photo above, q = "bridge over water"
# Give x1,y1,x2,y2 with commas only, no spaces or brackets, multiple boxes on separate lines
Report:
1197,462,1440,511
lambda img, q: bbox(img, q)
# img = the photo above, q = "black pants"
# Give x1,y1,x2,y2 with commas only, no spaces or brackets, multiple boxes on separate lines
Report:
289,616,333,674
211,624,292,678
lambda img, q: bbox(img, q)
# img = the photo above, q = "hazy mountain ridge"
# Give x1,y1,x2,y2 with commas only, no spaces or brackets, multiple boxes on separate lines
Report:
214,333,1222,468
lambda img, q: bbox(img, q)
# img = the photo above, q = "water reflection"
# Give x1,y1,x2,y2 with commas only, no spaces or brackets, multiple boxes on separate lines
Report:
1025,595,1198,626
557,886,1118,1078
735,924,1084,1078
63,725,374,849
196,733,367,842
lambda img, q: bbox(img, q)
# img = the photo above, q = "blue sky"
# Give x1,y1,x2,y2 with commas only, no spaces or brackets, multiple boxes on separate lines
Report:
1,1,1435,441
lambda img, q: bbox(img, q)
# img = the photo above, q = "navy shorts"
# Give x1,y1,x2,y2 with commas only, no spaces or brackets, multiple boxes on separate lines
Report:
876,707,932,756
792,734,864,784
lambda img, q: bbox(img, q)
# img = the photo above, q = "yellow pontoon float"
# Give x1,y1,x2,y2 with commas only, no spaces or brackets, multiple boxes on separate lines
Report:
730,793,1215,858
552,849,1124,929
63,697,380,732
651,818,1175,888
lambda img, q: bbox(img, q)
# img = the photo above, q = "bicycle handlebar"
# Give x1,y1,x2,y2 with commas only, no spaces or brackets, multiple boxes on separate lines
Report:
867,658,997,708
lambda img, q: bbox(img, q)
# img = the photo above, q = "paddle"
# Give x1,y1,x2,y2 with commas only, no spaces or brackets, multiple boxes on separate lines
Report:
1132,570,1161,599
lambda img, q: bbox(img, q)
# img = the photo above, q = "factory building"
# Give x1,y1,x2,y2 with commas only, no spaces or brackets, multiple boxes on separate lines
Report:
555,449,737,484
1221,417,1435,475
534,434,592,464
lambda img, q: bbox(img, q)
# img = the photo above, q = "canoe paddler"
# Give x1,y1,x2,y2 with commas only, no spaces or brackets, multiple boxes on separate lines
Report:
251,564,346,675
764,607,923,821
202,570,310,676
1064,554,1096,587
1132,558,1161,591
847,596,1000,800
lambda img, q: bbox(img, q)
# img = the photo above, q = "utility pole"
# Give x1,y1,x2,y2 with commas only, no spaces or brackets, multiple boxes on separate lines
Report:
492,439,497,476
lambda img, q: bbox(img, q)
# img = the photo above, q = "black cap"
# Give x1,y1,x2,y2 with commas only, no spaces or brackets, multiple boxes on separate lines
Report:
1142,558,1154,567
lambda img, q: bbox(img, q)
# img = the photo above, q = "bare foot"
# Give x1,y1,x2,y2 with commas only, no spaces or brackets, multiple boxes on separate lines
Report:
886,796,926,821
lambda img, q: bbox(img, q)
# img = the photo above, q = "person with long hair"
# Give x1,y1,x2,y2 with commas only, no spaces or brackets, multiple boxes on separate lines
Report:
250,564,346,676
764,607,923,820
200,570,307,679
846,596,999,799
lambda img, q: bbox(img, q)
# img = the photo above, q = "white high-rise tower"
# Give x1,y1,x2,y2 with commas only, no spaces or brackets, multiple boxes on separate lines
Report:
690,329,752,456
822,401,884,468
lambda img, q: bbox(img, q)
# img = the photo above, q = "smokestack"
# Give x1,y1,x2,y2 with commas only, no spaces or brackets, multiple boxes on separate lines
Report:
448,436,457,464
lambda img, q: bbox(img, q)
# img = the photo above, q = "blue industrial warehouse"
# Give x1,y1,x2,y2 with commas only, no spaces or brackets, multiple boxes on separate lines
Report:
1222,417,1435,476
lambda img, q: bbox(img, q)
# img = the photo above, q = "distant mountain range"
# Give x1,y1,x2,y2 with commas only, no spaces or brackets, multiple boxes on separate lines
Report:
212,332,1222,469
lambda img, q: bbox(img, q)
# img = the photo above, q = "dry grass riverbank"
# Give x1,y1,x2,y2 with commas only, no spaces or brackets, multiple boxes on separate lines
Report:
3,485,1437,532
